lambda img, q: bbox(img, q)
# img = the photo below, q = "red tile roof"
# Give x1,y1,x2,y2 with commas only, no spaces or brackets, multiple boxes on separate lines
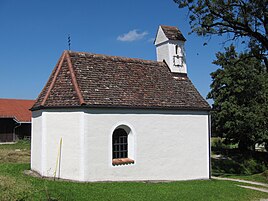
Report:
0,99,35,122
32,51,210,111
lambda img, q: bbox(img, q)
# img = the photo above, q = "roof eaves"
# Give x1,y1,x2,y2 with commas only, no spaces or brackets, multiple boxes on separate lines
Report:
30,104,211,112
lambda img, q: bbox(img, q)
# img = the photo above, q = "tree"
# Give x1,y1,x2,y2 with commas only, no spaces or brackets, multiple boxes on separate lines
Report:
207,45,268,150
174,0,268,67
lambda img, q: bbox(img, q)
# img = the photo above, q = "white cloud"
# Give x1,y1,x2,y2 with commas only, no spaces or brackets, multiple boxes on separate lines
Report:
117,29,148,42
147,38,155,43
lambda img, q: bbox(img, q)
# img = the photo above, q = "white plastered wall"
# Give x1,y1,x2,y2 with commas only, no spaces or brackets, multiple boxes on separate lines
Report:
156,41,187,73
31,108,210,182
31,110,43,174
84,108,209,181
31,110,84,181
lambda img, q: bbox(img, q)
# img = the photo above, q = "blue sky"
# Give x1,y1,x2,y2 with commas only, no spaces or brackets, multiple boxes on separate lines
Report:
0,0,224,102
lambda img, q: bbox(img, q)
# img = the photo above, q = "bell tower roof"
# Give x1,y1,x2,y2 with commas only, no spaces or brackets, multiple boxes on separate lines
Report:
160,25,186,41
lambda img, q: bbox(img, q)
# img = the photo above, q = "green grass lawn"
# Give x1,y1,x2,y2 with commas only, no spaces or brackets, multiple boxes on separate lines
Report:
0,141,268,201
1,163,268,201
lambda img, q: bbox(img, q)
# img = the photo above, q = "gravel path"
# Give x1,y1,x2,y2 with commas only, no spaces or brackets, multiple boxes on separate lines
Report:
212,176,268,193
212,176,268,188
236,185,268,193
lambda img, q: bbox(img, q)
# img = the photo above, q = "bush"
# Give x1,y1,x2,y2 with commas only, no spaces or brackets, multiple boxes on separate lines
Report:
211,137,226,150
261,170,268,180
212,148,268,176
241,159,267,175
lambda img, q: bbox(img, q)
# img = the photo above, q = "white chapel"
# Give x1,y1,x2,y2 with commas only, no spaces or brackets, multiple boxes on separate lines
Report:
31,25,211,182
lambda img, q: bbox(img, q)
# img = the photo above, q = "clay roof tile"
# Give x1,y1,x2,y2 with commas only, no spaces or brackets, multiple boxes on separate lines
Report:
32,51,210,111
161,25,186,41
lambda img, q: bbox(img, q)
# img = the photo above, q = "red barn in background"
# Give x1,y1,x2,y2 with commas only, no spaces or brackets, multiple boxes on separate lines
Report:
0,98,34,142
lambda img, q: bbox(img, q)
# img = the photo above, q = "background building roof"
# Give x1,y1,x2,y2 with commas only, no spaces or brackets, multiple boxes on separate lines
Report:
0,99,35,122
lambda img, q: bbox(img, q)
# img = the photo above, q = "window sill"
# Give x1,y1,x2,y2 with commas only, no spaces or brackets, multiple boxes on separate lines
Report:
112,158,135,166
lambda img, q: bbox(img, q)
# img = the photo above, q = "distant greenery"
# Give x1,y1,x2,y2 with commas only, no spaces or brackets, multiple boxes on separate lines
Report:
211,137,268,176
0,139,31,150
211,137,238,150
208,46,268,151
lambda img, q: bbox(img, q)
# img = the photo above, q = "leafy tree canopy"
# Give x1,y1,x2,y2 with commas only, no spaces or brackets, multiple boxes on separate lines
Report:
207,45,268,150
174,0,268,67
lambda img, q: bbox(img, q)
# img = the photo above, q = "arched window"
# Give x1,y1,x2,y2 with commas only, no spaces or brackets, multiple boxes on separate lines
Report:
112,128,128,159
112,125,135,166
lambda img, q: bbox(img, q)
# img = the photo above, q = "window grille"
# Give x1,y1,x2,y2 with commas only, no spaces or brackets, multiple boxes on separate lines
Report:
113,128,128,159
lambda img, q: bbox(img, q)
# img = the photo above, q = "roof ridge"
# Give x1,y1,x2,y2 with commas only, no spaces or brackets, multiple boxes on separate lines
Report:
40,51,86,107
69,51,166,66
160,25,178,29
65,51,85,105
40,51,66,106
